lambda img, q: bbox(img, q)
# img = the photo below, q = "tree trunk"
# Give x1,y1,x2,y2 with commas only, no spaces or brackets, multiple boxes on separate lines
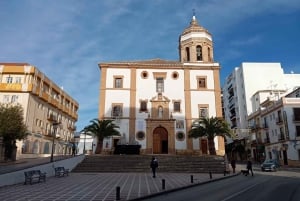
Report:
208,138,216,155
95,140,103,154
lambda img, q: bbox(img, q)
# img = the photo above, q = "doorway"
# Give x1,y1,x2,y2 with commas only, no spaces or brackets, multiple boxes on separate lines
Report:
153,127,168,154
283,150,288,165
201,139,208,154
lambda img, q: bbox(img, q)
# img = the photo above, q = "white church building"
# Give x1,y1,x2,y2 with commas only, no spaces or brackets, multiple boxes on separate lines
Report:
98,15,224,155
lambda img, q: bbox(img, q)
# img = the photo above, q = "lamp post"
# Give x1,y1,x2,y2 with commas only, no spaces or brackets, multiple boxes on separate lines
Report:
50,122,60,162
83,131,87,154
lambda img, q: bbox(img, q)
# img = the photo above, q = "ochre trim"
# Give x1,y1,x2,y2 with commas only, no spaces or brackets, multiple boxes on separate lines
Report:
99,67,107,119
184,68,193,151
152,72,167,79
129,68,137,142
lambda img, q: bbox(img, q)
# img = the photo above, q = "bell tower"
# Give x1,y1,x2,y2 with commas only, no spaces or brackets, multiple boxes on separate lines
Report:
179,15,214,63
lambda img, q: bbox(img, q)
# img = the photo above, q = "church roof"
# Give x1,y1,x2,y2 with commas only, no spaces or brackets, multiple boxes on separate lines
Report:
100,58,181,66
181,15,211,36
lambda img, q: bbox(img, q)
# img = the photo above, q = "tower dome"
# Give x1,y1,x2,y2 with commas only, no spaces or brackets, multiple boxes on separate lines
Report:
179,15,214,63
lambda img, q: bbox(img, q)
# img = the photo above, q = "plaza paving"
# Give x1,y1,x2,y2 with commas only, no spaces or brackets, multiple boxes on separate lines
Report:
0,167,231,201
0,156,244,201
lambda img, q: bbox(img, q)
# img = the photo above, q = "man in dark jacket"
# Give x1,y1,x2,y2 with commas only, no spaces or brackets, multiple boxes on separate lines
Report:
150,157,158,178
246,159,254,176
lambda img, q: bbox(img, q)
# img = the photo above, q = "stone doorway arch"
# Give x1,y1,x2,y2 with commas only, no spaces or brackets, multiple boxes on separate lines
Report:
153,126,168,154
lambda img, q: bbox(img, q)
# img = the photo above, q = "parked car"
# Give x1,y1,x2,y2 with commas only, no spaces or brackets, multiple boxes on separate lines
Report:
261,159,280,171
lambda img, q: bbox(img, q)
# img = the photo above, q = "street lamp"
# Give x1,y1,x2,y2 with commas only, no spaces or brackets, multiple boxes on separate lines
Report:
83,131,87,154
50,122,60,162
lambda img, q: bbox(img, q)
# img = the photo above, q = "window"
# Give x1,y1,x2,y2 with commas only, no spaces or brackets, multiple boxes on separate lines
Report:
197,77,206,88
186,47,190,61
196,45,202,61
3,95,9,103
140,100,147,112
296,126,300,137
158,106,163,118
208,47,211,61
199,107,208,118
141,71,148,79
15,77,21,83
156,78,164,93
6,76,13,83
11,95,18,103
176,120,184,129
114,77,123,88
293,108,300,121
112,104,122,117
173,101,181,112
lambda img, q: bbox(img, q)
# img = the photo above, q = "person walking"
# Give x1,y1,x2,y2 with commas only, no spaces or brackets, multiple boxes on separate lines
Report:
246,159,254,176
231,159,236,173
72,143,76,156
150,157,158,178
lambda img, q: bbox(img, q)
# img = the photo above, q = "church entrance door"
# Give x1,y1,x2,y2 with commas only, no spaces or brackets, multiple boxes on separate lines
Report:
153,127,168,154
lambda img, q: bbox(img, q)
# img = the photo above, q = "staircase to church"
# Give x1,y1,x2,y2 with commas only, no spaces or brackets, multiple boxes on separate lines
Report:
72,155,226,173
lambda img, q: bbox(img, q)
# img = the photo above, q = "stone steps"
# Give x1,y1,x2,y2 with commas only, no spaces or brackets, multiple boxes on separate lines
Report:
73,155,226,173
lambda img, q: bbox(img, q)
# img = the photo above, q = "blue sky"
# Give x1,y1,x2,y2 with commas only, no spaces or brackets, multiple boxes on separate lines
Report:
0,0,299,131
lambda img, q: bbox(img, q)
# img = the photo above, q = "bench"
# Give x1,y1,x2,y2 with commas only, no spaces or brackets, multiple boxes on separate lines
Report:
24,170,46,185
54,167,69,177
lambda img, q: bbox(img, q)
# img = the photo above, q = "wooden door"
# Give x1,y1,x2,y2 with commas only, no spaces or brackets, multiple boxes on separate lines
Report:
153,127,168,154
153,133,161,154
201,139,208,154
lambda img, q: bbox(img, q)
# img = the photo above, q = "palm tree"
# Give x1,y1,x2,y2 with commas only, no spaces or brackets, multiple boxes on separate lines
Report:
83,119,120,154
188,116,233,155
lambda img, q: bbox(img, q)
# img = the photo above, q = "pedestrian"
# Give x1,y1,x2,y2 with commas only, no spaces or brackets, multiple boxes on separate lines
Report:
246,159,254,176
231,159,236,173
72,143,76,156
150,156,158,178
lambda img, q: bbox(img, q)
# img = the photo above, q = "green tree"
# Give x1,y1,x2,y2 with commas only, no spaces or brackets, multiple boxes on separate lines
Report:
188,116,233,155
83,119,120,154
0,103,28,161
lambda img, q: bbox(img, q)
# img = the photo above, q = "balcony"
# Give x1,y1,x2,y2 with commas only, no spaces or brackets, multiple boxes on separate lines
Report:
276,117,283,125
278,134,285,141
264,138,270,143
262,123,269,129
47,114,57,122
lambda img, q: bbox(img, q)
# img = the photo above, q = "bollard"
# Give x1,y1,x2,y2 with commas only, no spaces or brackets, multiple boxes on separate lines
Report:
116,186,120,200
209,171,212,179
224,170,226,176
162,179,165,190
190,175,193,183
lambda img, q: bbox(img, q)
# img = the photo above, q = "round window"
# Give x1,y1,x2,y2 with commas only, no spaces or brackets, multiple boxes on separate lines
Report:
176,132,185,141
141,71,148,79
172,71,179,80
136,131,145,140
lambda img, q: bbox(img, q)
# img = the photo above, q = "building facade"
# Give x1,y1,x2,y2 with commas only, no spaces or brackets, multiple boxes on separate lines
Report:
248,88,300,166
223,63,300,139
98,16,225,155
0,63,78,160
223,62,300,161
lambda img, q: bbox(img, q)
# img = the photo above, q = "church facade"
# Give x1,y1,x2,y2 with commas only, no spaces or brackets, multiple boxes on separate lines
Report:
98,15,224,155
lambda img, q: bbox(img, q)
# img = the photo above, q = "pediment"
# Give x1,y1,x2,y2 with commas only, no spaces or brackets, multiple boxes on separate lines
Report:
150,93,170,102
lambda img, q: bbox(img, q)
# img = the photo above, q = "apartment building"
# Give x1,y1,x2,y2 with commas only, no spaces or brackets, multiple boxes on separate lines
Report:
248,87,300,166
223,63,300,140
0,63,78,160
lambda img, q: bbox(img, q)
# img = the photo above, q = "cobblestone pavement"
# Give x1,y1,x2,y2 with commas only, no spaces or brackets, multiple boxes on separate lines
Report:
0,172,226,201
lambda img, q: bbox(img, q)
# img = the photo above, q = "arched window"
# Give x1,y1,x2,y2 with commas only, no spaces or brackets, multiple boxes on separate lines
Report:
208,47,211,61
158,106,163,118
185,47,190,61
196,45,202,61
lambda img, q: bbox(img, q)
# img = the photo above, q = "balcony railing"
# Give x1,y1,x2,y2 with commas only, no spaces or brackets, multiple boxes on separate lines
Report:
276,117,283,124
